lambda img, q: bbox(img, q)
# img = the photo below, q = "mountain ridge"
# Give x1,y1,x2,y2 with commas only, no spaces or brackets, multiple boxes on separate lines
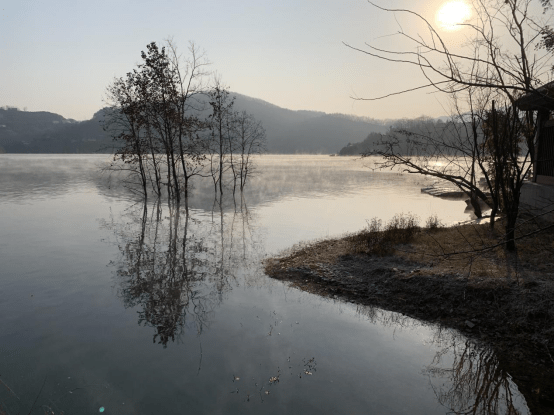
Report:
0,94,390,154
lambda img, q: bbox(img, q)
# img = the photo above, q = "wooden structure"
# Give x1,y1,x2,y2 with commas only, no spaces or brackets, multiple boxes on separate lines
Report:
516,80,554,184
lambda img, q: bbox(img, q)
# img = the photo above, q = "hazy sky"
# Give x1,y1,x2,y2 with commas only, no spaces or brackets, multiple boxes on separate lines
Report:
0,0,523,120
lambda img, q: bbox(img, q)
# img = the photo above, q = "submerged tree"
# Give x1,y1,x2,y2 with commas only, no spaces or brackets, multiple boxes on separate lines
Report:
204,81,266,195
103,40,211,201
232,111,267,190
103,77,150,197
103,41,265,202
206,80,235,194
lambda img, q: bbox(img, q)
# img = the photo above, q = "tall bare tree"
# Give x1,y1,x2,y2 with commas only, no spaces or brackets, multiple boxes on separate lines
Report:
206,80,236,194
103,41,265,203
347,0,553,249
232,111,267,190
166,39,211,201
103,74,150,197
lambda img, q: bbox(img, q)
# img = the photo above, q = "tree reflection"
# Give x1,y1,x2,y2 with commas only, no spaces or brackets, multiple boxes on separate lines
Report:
424,333,523,414
354,305,525,414
114,200,214,346
104,195,263,347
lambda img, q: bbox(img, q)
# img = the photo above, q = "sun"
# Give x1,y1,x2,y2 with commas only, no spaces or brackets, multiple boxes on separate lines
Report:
436,1,472,31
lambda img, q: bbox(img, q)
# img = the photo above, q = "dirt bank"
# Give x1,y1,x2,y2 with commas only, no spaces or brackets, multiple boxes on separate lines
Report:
264,219,554,414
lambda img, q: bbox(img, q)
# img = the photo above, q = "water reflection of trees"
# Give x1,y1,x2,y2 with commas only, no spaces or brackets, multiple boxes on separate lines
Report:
355,305,526,415
104,195,264,347
424,335,523,415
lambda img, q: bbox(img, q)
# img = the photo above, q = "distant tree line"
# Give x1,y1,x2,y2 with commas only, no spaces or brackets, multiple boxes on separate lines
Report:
102,40,266,202
339,117,454,156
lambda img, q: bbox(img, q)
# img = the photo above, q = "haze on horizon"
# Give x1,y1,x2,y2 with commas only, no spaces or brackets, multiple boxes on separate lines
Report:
0,0,537,121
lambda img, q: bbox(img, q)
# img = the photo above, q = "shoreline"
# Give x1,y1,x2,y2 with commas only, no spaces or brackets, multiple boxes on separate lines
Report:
263,221,554,414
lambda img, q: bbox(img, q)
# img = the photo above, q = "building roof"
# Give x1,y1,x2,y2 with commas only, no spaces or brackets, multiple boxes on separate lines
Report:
516,80,554,111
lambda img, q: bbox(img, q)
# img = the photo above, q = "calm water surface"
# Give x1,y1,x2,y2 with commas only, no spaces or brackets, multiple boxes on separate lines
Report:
0,155,528,414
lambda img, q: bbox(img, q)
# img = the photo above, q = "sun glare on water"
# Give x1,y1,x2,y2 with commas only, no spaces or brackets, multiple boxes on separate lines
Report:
436,1,472,31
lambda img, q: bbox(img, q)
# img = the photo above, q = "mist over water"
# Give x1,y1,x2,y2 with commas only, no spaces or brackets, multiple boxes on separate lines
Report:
0,154,528,414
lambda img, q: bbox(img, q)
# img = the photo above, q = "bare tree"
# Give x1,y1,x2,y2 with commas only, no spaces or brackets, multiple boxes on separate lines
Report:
166,39,211,201
232,111,267,190
367,88,505,223
346,1,552,104
202,97,267,195
103,75,150,197
103,40,211,201
206,79,235,194
347,0,553,250
103,41,265,202
483,100,532,250
139,42,181,199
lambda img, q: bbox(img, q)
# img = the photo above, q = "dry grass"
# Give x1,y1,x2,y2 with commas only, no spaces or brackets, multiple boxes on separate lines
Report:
266,214,420,274
402,222,514,281
348,214,420,256
267,213,554,285
402,214,554,282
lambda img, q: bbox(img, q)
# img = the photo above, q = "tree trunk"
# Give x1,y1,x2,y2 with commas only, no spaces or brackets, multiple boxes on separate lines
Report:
469,192,483,218
505,213,517,251
170,150,180,202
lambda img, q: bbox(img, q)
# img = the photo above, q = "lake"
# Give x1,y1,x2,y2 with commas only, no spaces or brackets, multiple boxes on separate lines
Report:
0,154,528,414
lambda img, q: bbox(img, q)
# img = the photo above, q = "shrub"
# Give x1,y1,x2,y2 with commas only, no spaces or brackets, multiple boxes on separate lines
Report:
425,214,443,231
350,213,420,255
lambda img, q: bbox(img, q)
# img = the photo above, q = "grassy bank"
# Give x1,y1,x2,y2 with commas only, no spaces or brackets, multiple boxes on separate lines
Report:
264,214,554,414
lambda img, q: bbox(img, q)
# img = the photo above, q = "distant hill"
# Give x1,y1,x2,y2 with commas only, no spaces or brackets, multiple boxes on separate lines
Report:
339,132,384,156
338,117,467,156
231,93,389,154
0,95,390,154
0,107,77,153
0,107,112,153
